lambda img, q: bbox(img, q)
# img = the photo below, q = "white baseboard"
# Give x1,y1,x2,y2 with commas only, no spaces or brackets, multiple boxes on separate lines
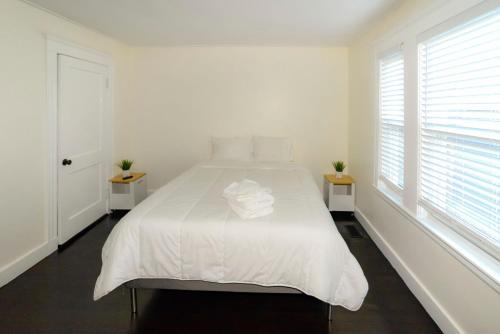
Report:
0,238,58,288
354,207,463,334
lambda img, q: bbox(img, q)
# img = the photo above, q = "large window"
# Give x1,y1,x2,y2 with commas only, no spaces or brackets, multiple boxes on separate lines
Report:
378,51,405,190
418,8,500,256
375,3,500,272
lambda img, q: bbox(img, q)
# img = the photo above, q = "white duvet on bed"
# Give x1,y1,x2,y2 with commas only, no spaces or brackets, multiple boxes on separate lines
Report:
94,161,368,310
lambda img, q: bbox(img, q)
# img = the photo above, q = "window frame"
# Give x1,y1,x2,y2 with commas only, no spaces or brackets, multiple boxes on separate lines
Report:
416,6,500,260
372,0,500,292
376,46,406,196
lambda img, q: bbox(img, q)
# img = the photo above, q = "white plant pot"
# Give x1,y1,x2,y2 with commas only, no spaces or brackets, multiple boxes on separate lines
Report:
335,171,343,179
122,170,131,178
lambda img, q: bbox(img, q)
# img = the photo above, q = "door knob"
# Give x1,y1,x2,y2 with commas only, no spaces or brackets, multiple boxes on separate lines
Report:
62,159,72,166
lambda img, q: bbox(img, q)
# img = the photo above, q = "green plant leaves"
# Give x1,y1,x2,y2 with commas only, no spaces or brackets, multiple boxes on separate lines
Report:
332,160,345,172
117,159,134,170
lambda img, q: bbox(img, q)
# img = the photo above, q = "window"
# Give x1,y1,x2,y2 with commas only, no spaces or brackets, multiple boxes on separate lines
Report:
378,51,405,190
418,8,500,256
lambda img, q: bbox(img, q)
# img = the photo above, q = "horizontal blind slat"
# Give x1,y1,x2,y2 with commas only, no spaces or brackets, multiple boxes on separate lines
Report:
420,164,500,203
420,177,499,219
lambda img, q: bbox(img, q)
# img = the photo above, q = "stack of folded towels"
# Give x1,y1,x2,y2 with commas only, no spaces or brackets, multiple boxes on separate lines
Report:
223,179,274,219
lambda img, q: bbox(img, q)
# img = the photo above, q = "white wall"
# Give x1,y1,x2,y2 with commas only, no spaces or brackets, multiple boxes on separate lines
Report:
120,46,349,190
349,1,500,333
0,0,130,282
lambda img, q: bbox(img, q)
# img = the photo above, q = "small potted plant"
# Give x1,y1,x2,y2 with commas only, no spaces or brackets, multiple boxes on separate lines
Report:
117,159,134,178
332,160,346,179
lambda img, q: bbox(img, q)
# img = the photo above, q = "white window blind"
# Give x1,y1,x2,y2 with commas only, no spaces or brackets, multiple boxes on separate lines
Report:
418,8,500,255
379,51,405,189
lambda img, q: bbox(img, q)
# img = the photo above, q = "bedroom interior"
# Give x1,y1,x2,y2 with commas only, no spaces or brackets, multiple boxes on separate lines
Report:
0,0,498,333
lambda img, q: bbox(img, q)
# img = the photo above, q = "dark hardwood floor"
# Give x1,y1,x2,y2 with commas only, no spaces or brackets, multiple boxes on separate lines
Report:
0,211,441,334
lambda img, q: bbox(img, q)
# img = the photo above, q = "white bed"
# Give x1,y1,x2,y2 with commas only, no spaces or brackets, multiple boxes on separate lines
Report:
94,161,368,311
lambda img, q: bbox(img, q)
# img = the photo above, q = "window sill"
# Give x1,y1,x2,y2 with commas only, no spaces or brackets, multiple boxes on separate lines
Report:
372,184,500,293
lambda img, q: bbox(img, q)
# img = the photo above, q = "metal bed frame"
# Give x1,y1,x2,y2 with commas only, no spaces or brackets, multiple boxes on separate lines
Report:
125,279,334,321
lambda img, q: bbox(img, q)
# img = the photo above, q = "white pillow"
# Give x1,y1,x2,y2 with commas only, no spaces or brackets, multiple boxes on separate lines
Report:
253,136,293,162
211,137,253,161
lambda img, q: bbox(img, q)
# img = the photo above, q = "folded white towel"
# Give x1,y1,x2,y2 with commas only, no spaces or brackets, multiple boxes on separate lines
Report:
223,179,274,219
229,193,274,211
228,200,274,219
223,179,272,199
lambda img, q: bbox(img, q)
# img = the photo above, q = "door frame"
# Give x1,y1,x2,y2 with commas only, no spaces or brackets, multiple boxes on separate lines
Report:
46,36,114,244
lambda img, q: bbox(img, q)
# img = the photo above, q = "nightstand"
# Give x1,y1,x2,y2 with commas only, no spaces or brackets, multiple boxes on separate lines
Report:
323,174,355,212
109,173,147,210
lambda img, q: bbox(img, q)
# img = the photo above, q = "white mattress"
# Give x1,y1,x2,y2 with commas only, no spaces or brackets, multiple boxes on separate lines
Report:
94,161,368,310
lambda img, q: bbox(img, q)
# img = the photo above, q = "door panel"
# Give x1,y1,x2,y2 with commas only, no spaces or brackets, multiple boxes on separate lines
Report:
58,55,108,244
65,163,102,219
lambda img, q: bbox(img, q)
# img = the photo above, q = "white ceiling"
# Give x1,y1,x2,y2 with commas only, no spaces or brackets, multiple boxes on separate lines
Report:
27,0,401,46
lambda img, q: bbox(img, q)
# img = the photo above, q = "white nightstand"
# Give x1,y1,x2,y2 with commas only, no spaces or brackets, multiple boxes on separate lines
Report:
109,173,147,210
323,174,355,212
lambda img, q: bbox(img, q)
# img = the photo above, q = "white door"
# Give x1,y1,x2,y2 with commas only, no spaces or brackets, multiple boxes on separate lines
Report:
57,55,109,244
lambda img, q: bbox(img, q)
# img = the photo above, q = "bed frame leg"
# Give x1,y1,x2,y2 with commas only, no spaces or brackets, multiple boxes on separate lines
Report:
328,304,333,322
130,288,137,314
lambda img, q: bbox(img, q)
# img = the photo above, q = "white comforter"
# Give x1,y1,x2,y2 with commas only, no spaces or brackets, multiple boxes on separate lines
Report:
94,161,368,310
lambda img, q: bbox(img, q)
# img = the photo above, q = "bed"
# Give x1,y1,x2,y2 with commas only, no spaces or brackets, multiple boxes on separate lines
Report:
94,160,368,320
